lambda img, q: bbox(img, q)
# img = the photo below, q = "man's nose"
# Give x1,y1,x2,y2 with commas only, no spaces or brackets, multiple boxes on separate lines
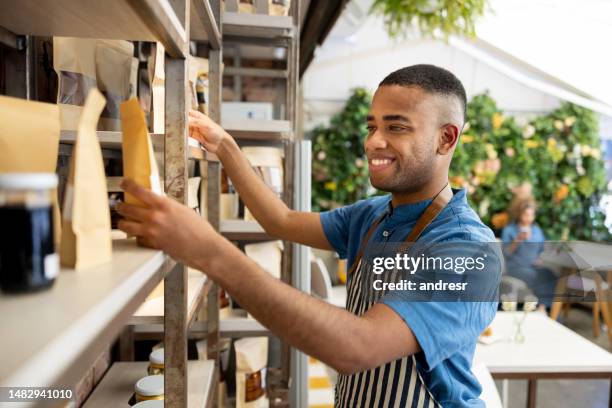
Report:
365,129,387,150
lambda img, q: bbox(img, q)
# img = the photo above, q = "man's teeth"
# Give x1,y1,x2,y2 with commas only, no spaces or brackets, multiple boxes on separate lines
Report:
372,159,392,166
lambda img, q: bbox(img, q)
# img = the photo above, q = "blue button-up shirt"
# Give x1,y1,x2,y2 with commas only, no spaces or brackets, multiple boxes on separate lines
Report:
320,189,500,407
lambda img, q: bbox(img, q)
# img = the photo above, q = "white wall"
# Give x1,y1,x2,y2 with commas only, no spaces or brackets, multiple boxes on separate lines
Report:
302,16,562,130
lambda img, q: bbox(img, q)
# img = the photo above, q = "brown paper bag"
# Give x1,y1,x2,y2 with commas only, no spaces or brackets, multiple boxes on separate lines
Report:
0,95,62,247
60,89,113,269
120,98,163,207
96,40,134,131
242,147,283,221
53,37,98,131
244,241,282,280
235,337,269,408
239,0,256,13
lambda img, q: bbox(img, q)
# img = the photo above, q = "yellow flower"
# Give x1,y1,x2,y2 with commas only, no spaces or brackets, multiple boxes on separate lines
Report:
492,113,503,130
591,149,602,159
554,184,569,203
564,116,576,127
522,125,535,139
525,140,540,149
462,134,474,143
324,181,337,191
491,212,509,229
554,120,564,131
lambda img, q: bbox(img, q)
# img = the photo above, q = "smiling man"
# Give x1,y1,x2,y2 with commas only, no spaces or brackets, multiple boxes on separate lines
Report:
117,64,501,407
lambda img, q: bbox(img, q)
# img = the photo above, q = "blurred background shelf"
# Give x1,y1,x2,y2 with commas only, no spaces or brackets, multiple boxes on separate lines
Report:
222,119,292,141
0,0,188,57
223,11,294,38
83,360,216,408
220,219,274,241
0,240,175,388
130,269,210,326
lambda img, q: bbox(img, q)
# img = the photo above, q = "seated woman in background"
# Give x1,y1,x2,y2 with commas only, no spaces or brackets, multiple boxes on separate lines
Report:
502,198,557,311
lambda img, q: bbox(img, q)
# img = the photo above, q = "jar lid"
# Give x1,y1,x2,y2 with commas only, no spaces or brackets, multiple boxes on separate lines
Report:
0,173,58,190
149,348,164,365
133,400,164,408
135,375,164,397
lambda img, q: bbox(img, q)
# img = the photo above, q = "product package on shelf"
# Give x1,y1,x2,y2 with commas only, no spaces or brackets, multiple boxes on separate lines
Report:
53,37,97,131
269,0,290,16
150,43,165,134
235,337,269,408
188,177,202,212
0,95,61,247
241,147,283,221
188,55,210,114
53,37,135,131
244,241,283,280
221,168,239,220
60,89,113,269
96,40,135,131
120,98,163,208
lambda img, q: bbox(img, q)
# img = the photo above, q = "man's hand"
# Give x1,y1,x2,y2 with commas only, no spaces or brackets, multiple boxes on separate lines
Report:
188,109,230,153
116,179,220,268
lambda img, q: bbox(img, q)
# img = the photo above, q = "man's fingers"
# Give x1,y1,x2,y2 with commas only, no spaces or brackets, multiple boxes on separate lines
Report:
188,109,206,119
137,236,158,249
118,219,145,237
120,179,163,208
116,202,149,222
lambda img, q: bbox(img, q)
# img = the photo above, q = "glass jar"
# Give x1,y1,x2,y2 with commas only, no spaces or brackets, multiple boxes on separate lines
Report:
0,173,58,293
133,400,164,407
148,348,164,375
135,375,164,402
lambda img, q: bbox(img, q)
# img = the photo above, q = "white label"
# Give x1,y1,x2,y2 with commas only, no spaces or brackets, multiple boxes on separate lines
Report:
63,185,74,221
44,253,60,280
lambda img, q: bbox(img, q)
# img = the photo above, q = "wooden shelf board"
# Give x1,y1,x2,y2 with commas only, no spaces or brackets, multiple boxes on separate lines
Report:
223,12,294,38
0,0,187,57
190,0,221,49
61,131,216,161
222,119,292,141
0,240,174,388
188,310,270,338
83,361,215,408
130,269,209,325
220,220,276,241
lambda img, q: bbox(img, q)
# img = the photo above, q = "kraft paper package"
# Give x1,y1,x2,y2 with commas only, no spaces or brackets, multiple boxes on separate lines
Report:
96,40,134,131
0,96,62,248
235,337,269,408
53,37,97,131
269,0,290,16
241,147,283,221
120,97,163,207
60,89,113,269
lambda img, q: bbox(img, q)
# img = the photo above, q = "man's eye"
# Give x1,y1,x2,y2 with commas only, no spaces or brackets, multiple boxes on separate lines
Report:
389,125,406,132
366,125,376,132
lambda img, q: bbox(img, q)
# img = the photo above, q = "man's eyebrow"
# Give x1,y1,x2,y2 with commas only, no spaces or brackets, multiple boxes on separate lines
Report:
366,115,375,121
382,114,411,122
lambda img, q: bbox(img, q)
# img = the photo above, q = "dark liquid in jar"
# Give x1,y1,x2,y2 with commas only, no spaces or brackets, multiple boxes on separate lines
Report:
0,205,56,293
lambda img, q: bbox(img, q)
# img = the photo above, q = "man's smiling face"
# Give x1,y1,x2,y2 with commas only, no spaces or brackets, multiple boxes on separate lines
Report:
365,85,444,194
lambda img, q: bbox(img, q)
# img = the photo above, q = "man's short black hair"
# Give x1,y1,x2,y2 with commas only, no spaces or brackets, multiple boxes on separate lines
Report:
379,64,467,121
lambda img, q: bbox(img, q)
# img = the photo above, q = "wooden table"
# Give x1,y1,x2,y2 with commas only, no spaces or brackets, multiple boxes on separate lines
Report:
474,312,612,408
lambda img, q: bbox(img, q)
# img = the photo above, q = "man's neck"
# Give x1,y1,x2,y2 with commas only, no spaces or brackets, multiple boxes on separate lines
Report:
391,177,449,207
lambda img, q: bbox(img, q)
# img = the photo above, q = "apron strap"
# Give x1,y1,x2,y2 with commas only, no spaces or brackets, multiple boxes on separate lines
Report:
347,183,453,275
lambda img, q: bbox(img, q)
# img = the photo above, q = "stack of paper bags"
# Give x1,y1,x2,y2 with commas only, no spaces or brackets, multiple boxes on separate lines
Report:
60,89,112,269
0,95,61,247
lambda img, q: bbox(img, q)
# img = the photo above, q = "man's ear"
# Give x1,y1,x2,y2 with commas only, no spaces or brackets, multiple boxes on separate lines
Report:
437,124,460,155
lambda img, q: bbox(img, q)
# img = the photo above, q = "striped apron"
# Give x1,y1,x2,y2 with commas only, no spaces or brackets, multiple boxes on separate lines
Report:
335,185,453,408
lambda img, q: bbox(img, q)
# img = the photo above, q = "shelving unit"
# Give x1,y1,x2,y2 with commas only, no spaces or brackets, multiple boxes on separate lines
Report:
0,1,223,407
0,240,174,389
83,361,215,408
